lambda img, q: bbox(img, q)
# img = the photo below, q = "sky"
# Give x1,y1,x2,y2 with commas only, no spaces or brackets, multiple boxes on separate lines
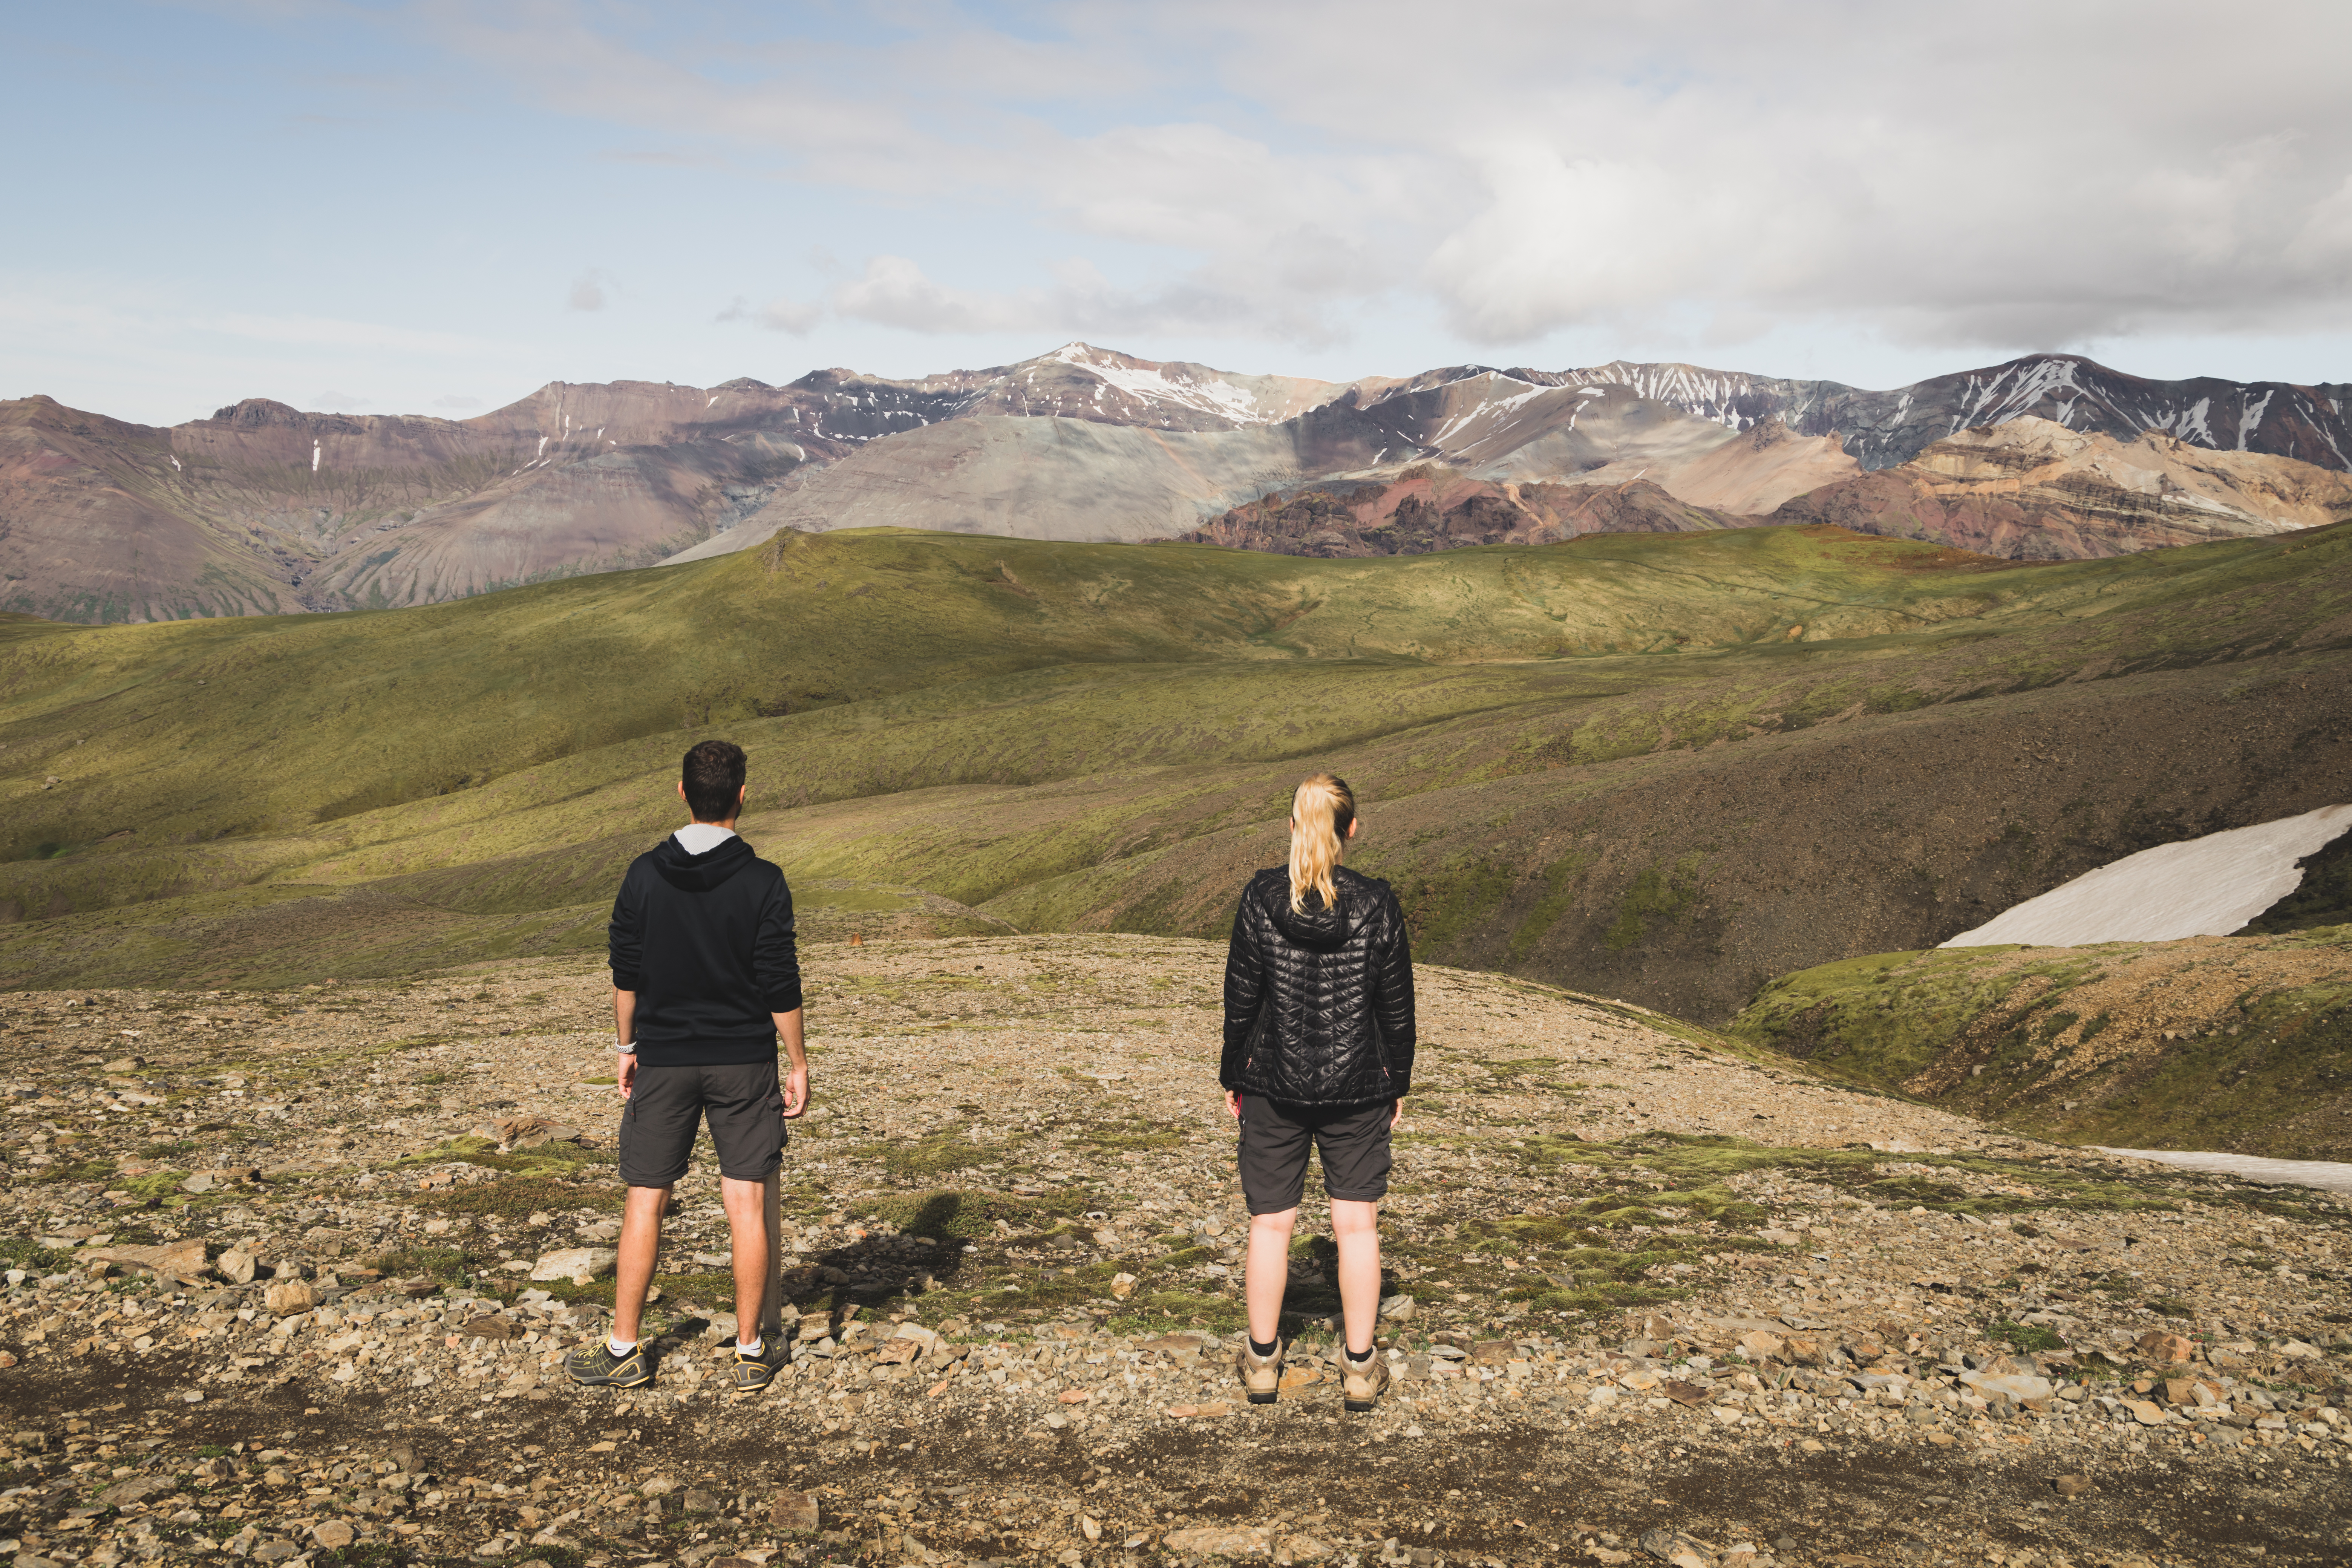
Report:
6,0,2352,426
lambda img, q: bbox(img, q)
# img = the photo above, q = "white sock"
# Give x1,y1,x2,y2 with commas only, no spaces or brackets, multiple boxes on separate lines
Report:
737,1336,764,1357
606,1335,637,1357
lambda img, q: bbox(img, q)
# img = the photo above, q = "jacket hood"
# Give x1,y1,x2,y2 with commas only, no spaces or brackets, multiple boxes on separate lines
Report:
651,833,758,893
1260,867,1368,952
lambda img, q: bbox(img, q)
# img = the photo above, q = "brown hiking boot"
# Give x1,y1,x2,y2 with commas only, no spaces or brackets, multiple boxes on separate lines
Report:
1340,1349,1390,1412
1237,1339,1284,1404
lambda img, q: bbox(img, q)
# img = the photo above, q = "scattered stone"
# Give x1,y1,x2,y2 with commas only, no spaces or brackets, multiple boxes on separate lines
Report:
96,1475,178,1507
530,1247,618,1283
311,1521,355,1549
2053,1475,2093,1498
1165,1525,1274,1557
80,1239,206,1283
1639,1525,1713,1567
263,1277,318,1317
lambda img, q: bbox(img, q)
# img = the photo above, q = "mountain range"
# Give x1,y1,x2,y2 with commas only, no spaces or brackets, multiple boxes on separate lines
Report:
6,343,2350,623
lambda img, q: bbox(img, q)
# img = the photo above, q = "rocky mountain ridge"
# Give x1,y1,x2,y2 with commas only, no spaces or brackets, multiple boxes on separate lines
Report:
7,345,2350,622
1177,417,2352,561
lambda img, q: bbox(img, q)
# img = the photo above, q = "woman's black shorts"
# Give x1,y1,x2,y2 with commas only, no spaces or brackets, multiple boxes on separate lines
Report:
1236,1095,1393,1214
617,1059,786,1188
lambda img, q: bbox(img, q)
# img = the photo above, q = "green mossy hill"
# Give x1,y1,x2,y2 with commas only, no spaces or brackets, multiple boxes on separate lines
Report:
1729,926,2352,1160
6,521,2352,1021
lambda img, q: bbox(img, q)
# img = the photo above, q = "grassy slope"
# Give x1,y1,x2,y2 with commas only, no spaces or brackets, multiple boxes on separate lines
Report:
1726,926,2352,1160
4,522,2350,1026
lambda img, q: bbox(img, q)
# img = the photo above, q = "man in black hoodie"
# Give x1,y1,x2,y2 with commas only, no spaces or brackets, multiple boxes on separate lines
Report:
566,739,808,1395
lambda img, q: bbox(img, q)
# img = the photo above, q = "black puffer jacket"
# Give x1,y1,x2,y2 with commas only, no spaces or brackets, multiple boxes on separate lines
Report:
1221,865,1415,1106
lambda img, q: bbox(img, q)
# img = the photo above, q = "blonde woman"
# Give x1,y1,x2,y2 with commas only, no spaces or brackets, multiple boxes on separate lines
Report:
1221,773,1415,1412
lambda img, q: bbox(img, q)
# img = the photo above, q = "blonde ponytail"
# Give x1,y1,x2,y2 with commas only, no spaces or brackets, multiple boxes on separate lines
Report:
1287,773,1357,914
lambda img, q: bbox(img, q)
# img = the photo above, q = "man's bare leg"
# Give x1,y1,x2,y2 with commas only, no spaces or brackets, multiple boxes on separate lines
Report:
721,1175,771,1348
1245,1207,1298,1346
1331,1198,1381,1354
611,1183,670,1346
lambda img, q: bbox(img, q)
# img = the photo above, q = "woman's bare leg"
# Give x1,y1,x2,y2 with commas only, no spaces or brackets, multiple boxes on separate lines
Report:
1245,1208,1298,1345
1331,1198,1381,1354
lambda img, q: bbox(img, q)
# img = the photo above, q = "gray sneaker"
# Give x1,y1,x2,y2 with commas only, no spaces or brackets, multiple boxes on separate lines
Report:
730,1341,783,1395
565,1339,652,1389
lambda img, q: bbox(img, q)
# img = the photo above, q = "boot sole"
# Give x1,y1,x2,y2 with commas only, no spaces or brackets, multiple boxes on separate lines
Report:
1245,1389,1278,1404
1343,1397,1377,1412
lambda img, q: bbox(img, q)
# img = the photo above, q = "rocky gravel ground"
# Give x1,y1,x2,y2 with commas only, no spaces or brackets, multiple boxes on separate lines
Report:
0,934,2346,1568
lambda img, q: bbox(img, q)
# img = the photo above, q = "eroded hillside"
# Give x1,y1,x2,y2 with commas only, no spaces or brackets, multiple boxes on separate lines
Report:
5,521,2350,1031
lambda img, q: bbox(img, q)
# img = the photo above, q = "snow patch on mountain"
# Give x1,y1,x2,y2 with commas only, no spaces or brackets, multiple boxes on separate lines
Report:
1941,804,2352,949
1047,343,1268,426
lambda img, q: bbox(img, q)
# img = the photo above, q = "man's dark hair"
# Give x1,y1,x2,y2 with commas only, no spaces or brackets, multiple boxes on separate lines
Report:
682,739,747,822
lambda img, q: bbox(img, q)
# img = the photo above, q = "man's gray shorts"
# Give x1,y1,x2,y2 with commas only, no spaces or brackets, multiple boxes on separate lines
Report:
617,1060,786,1188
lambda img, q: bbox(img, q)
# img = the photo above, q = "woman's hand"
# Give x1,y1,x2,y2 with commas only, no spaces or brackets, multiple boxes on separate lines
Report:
1225,1089,1244,1119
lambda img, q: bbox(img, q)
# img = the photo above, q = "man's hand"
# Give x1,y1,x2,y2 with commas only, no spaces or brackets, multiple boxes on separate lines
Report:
617,1053,639,1099
1225,1089,1244,1119
775,1006,808,1120
1389,1096,1404,1130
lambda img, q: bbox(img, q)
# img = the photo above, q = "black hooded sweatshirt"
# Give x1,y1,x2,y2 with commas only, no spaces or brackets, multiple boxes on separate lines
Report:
1220,864,1415,1106
607,834,804,1066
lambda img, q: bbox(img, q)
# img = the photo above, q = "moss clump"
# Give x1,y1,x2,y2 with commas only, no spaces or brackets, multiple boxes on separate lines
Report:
851,1130,995,1179
418,1174,608,1220
0,1238,75,1273
119,1171,191,1203
39,1159,117,1185
1986,1317,2066,1353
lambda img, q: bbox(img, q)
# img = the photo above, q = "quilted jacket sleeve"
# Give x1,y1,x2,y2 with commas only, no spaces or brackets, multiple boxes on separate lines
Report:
1373,891,1416,1097
1220,891,1266,1090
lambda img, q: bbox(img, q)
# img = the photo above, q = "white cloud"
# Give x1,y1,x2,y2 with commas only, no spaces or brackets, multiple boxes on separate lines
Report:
568,270,608,312
432,394,485,409
313,388,369,409
405,0,2352,361
717,294,824,335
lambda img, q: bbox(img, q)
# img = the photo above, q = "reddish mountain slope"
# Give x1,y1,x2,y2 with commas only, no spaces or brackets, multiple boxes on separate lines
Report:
1765,418,2352,559
1172,464,1732,557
